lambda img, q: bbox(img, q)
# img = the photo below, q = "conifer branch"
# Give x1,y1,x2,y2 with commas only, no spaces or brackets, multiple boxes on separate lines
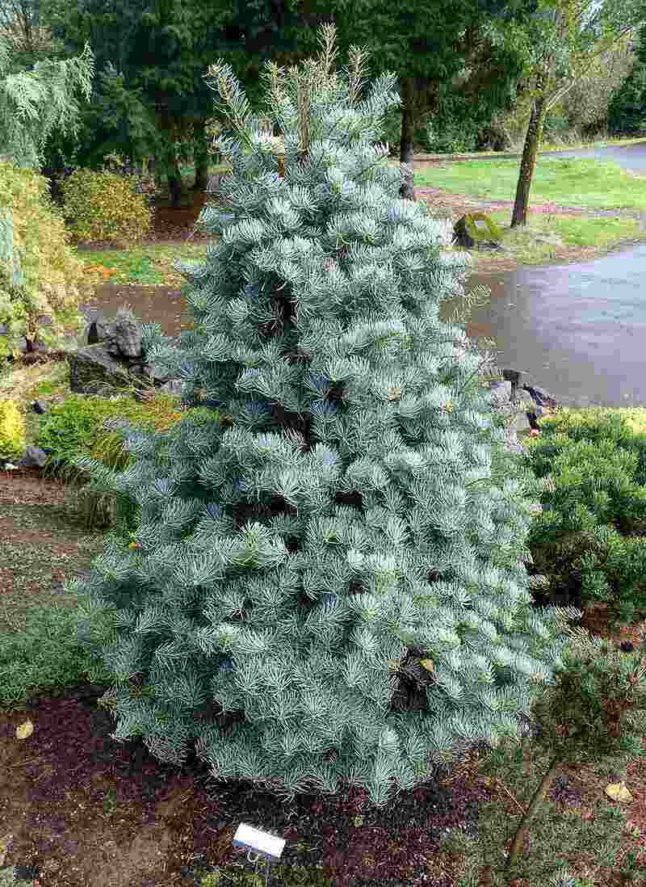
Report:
348,45,368,104
318,22,338,88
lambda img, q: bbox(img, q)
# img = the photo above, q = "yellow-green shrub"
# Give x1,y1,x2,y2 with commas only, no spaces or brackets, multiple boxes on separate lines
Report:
37,393,183,469
61,170,151,245
538,407,646,447
0,161,84,350
0,399,25,460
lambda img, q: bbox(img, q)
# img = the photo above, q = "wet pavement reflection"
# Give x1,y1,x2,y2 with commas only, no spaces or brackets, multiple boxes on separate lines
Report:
468,245,646,406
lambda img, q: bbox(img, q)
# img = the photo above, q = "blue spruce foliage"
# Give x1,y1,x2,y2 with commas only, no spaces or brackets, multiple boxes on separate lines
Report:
76,29,567,803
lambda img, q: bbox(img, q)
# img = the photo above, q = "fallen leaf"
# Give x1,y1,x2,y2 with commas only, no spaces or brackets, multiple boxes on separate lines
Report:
420,659,434,672
606,782,633,803
16,720,34,740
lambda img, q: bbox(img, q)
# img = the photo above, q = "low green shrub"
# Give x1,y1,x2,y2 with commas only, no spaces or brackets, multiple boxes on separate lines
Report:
447,631,646,884
448,778,629,885
60,169,151,245
0,398,24,460
527,407,646,621
36,392,195,530
533,630,646,767
37,393,183,469
0,604,109,707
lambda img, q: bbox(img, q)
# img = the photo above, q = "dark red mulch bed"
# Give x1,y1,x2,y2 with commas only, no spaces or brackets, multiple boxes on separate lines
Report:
0,685,490,886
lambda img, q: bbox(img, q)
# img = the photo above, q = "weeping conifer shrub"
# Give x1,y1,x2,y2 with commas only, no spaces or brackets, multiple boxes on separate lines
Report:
76,28,567,804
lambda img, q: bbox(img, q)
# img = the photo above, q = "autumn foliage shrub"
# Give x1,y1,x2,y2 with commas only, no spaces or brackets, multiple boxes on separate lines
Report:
61,169,151,245
0,161,83,350
527,407,646,622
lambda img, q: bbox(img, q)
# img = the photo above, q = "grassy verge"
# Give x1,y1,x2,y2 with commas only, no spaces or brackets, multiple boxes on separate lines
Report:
415,157,646,211
80,241,207,286
541,134,646,152
0,496,101,632
0,485,105,707
474,211,646,268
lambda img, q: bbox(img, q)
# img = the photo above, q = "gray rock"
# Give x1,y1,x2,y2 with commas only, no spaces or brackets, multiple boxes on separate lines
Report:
523,384,558,409
68,344,132,394
510,410,533,434
515,389,537,409
502,368,528,396
502,427,525,455
488,380,513,408
517,389,549,430
106,309,142,359
19,445,48,468
160,379,182,396
86,313,111,345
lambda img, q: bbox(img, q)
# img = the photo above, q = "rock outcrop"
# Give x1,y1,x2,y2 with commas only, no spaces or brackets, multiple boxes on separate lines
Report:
69,309,155,394
487,370,558,454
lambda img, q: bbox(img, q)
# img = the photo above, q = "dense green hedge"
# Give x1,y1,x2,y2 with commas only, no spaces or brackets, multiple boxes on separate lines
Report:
527,407,646,622
0,399,25,461
0,160,83,350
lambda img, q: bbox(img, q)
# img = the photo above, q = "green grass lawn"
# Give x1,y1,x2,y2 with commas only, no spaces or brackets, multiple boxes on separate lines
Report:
484,211,646,265
80,242,207,286
538,214,644,247
415,157,646,211
420,135,646,157
0,499,101,632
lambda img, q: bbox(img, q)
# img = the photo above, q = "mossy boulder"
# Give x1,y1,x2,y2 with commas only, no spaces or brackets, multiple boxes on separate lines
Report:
453,212,502,249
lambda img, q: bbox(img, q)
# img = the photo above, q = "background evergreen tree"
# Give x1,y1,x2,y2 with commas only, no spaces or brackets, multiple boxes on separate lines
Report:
78,28,565,803
609,23,646,133
40,0,320,202
328,0,535,195
0,34,92,167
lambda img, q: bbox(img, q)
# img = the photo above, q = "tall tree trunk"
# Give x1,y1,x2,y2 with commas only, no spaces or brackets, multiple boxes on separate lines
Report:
158,104,184,208
167,152,183,208
510,91,547,228
193,119,209,192
399,77,415,200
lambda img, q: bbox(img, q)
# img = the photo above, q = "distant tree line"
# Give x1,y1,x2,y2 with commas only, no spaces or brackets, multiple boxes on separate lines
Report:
1,0,643,215
0,0,540,198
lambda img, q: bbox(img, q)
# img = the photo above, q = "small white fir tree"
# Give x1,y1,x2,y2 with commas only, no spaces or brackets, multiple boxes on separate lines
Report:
77,27,566,804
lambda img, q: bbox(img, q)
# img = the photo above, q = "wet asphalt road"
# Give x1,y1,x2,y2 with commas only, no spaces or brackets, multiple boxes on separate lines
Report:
469,244,646,406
